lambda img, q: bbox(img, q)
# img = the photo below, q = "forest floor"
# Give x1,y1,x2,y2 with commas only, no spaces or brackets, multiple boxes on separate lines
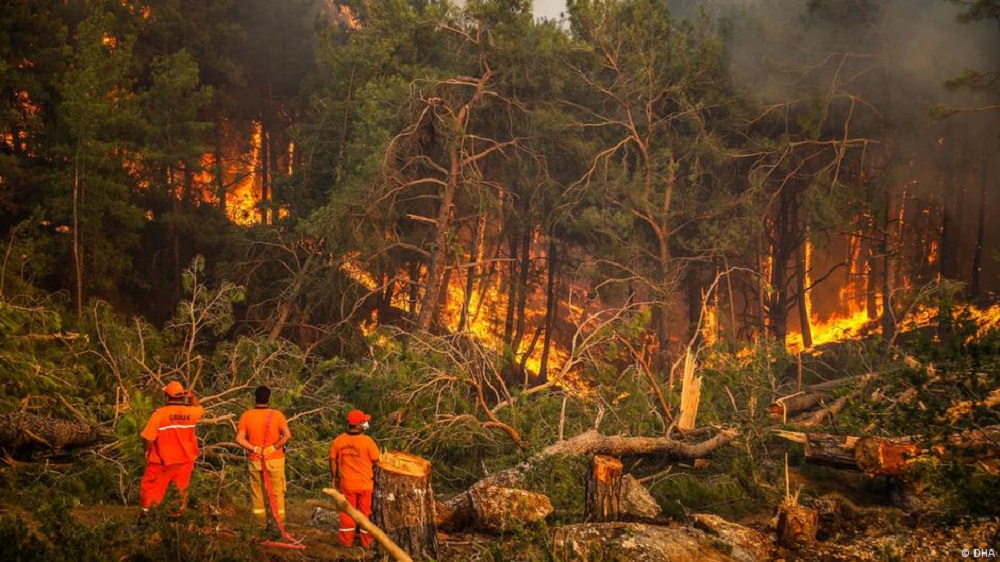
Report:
28,482,992,561
29,500,497,561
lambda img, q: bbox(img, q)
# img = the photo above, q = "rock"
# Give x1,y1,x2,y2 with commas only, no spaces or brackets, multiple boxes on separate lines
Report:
468,483,553,532
307,506,339,530
621,475,662,519
691,513,775,562
552,522,740,562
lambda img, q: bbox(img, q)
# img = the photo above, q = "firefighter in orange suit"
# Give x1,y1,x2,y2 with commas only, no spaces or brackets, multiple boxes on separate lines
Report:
330,409,381,548
235,385,292,527
139,381,205,511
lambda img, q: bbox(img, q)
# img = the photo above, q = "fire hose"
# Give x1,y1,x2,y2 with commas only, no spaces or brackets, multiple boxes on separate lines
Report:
258,411,305,550
258,457,305,549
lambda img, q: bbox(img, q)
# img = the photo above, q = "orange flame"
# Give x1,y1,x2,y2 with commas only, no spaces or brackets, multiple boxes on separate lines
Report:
787,233,877,352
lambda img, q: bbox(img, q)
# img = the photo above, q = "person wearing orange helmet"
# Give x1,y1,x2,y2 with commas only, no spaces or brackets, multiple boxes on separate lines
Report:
330,409,380,548
138,381,205,512
235,385,292,528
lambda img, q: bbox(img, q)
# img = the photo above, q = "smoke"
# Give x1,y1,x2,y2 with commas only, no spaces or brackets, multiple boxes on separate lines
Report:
704,0,999,115
671,0,1000,306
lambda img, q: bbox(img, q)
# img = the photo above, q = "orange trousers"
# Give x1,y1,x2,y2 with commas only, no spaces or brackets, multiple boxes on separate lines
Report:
338,488,373,547
140,461,195,510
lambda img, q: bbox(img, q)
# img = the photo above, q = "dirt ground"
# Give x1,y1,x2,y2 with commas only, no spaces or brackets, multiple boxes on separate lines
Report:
65,500,490,561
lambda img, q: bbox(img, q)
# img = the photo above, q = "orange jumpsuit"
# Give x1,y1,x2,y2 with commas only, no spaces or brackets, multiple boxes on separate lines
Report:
139,403,204,509
330,432,380,547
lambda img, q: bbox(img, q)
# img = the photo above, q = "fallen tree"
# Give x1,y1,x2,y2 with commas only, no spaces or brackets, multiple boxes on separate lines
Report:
774,425,1000,475
0,412,111,454
542,428,738,458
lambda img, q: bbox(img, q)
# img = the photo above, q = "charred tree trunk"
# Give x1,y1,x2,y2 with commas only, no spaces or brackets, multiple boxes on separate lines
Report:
458,216,485,332
538,234,557,382
372,451,438,560
513,228,531,353
881,187,896,345
765,187,797,346
585,455,623,523
970,145,988,298
214,120,226,216
795,239,813,349
379,271,396,320
261,122,271,225
408,262,420,315
939,127,965,281
503,229,518,346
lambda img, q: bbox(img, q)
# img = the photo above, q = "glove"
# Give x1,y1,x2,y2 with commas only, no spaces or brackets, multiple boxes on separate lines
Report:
262,445,275,457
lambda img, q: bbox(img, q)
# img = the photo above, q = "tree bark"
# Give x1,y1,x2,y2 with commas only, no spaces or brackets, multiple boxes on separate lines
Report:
970,140,988,297
0,412,110,452
372,452,438,560
776,504,818,548
436,481,553,533
542,428,737,459
538,234,557,382
585,455,623,523
773,431,859,469
769,392,828,421
795,239,813,349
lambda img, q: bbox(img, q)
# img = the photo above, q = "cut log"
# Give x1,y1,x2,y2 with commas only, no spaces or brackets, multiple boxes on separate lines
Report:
691,513,774,562
436,480,553,533
769,392,827,421
621,475,662,519
0,412,110,453
776,504,818,548
773,431,859,469
796,394,853,427
553,522,740,562
854,436,920,476
585,455,622,522
543,428,738,458
372,451,437,560
435,490,473,532
468,483,553,532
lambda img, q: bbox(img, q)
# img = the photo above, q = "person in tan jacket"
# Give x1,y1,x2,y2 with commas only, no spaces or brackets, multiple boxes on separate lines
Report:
235,386,292,527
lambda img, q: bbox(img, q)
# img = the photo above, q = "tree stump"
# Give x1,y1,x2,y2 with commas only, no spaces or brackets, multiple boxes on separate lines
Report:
776,504,818,548
372,451,438,560
585,455,623,522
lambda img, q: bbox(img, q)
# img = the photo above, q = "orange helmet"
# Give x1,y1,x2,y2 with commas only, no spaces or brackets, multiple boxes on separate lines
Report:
162,381,186,398
347,409,371,425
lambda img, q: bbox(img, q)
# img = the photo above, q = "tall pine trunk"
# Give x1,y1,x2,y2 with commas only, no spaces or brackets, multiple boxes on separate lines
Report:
72,143,83,319
538,235,558,383
970,144,988,298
